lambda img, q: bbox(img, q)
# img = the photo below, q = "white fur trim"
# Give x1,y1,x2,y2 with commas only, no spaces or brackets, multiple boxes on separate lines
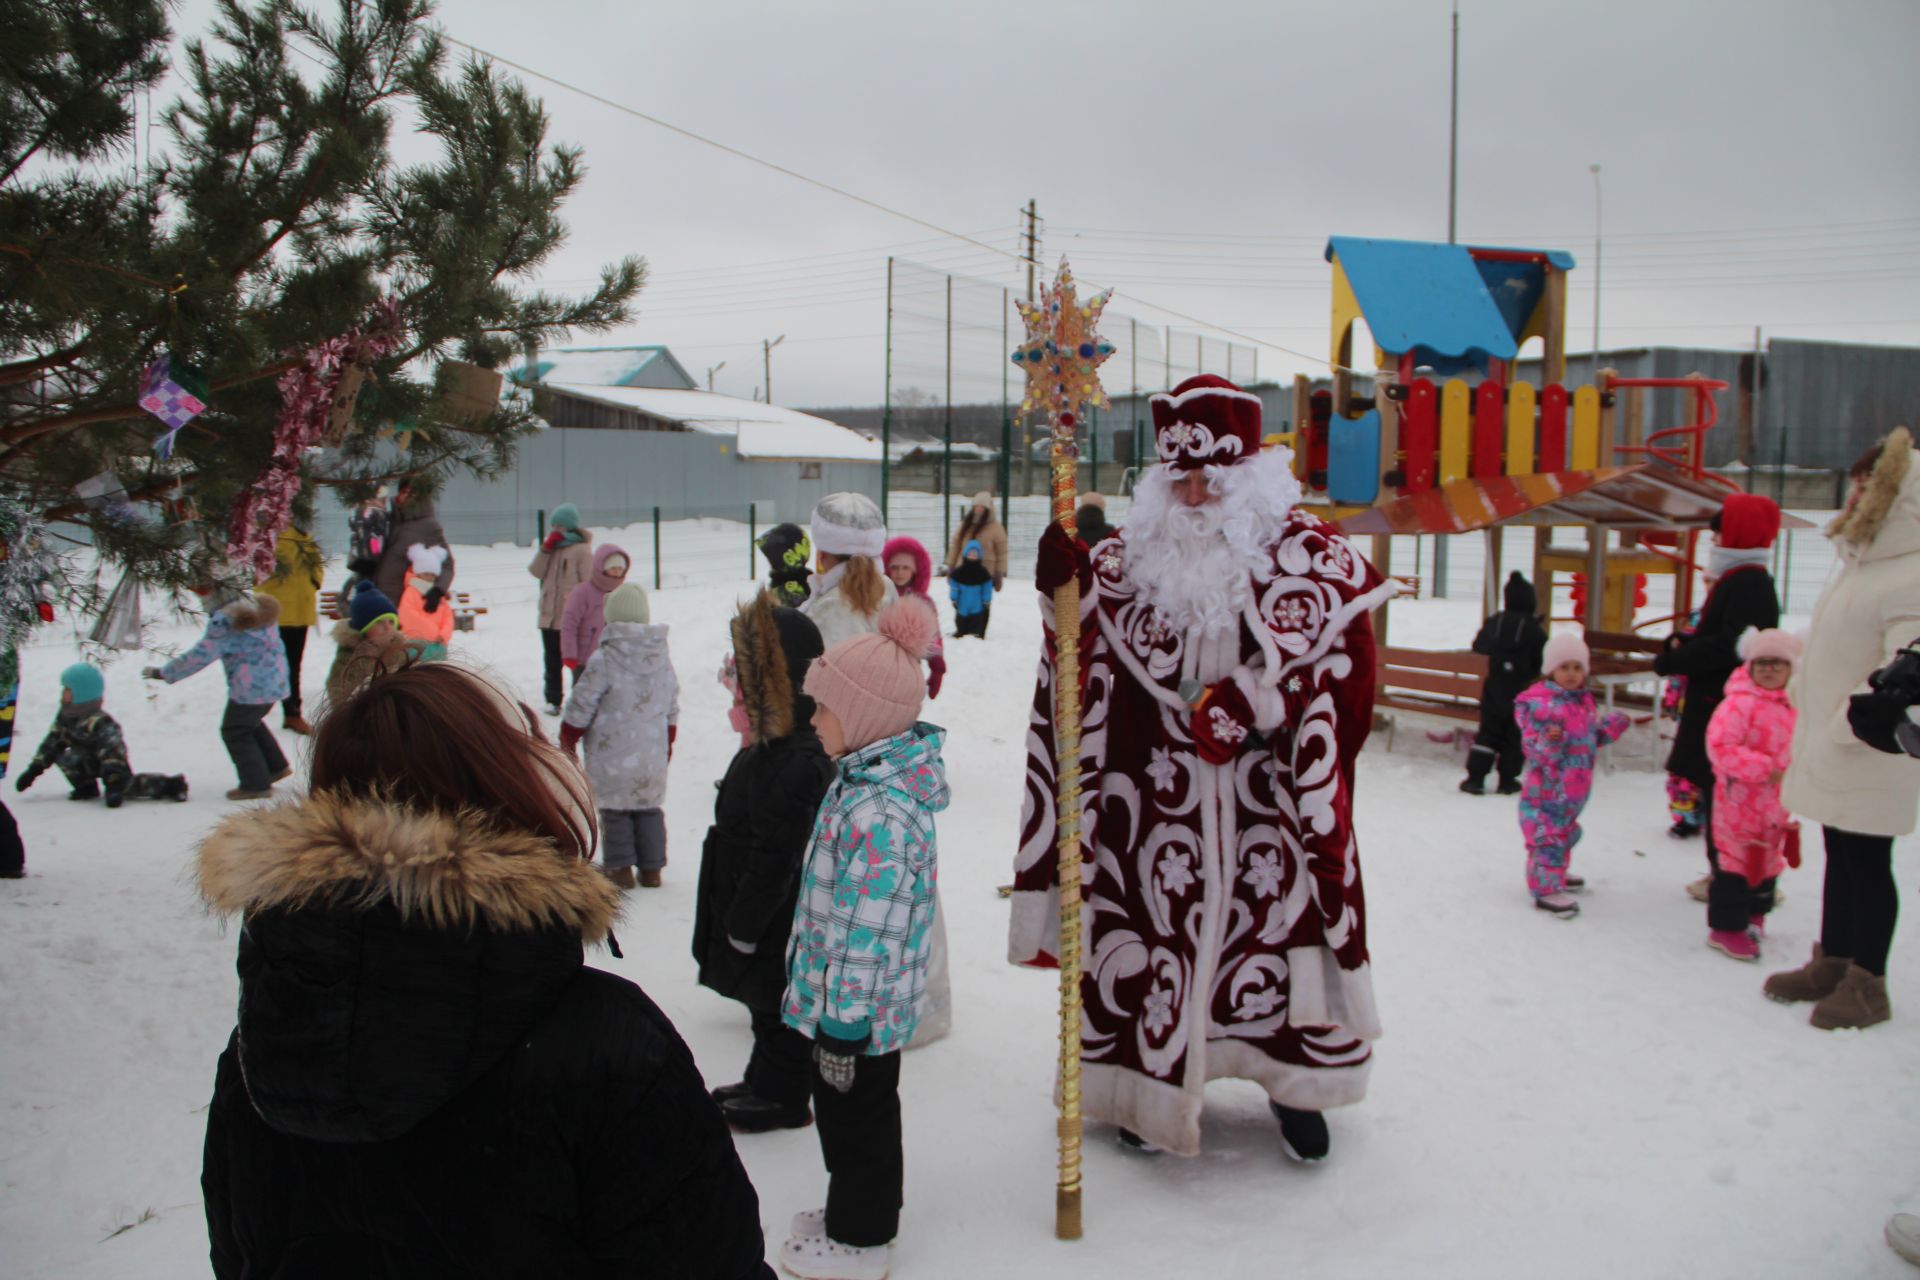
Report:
406,542,448,575
811,521,885,559
1231,665,1289,732
1148,384,1266,412
1284,949,1384,1041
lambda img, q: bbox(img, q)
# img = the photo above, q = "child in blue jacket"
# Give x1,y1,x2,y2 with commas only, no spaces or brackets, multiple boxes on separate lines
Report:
778,601,947,1279
948,537,994,638
144,591,291,801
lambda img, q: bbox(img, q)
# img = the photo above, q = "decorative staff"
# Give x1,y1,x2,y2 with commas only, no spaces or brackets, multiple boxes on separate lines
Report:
1011,259,1114,1241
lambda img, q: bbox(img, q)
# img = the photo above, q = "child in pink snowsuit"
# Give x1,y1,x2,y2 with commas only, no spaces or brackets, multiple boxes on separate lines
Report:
1516,630,1629,918
1702,627,1803,961
882,535,945,699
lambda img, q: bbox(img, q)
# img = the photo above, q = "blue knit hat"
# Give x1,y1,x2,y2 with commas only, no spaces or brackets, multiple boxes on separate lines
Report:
549,502,581,530
60,662,105,704
349,579,399,633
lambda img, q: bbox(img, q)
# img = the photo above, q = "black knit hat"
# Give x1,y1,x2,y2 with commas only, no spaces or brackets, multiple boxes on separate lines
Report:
758,523,812,606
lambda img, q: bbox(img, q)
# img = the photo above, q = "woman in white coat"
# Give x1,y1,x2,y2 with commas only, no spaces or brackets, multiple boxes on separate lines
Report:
800,491,951,1045
1766,427,1920,1029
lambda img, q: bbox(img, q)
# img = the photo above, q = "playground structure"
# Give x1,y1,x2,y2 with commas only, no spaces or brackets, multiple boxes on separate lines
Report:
1276,235,1800,646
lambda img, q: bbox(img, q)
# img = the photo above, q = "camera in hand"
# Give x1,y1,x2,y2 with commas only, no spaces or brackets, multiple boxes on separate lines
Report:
1848,641,1920,759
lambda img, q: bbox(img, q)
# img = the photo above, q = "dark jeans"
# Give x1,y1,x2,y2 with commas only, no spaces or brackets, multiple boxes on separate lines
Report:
1465,703,1521,787
221,702,288,792
746,1007,813,1109
1700,787,1719,874
279,626,308,719
1819,826,1899,976
0,798,21,877
1707,870,1779,933
540,627,568,707
814,1048,903,1248
955,605,991,639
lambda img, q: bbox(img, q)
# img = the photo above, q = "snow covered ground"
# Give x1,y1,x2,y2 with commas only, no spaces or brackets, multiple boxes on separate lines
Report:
2,520,1915,1279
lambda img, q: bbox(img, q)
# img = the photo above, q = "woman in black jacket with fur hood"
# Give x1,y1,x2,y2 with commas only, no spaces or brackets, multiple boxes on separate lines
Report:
692,592,836,1134
196,664,771,1279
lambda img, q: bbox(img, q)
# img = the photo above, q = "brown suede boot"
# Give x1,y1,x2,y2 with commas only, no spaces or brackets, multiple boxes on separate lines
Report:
604,866,636,891
1809,965,1890,1030
1762,943,1850,1003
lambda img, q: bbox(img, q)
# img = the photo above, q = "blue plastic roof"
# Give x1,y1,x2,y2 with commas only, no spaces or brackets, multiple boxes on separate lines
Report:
1326,237,1573,376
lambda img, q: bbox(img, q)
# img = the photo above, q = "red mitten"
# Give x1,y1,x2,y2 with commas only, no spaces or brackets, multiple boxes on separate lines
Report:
1783,822,1802,870
542,529,566,552
35,601,53,623
927,654,946,699
667,724,677,760
1035,521,1091,595
1190,677,1256,765
563,658,580,672
558,721,583,752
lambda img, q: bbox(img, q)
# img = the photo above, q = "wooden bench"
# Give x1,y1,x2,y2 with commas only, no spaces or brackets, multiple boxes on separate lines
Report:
1375,646,1486,722
320,589,486,632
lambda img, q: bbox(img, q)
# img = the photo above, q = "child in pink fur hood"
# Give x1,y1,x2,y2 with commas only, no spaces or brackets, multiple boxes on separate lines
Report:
1703,627,1803,962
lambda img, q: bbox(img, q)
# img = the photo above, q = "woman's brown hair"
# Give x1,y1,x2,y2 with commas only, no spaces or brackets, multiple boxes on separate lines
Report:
309,664,597,861
822,552,887,618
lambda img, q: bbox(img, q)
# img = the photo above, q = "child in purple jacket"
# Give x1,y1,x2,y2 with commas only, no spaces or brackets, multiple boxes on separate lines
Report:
1515,630,1630,919
144,591,291,801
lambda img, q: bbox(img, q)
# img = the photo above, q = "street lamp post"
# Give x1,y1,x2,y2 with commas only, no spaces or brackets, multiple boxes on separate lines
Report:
1589,164,1603,366
763,334,786,405
706,360,725,392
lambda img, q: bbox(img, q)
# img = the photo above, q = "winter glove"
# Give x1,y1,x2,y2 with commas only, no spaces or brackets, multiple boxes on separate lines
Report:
667,724,677,760
563,658,581,672
813,1029,868,1094
557,721,583,754
35,601,54,623
346,556,379,578
1783,823,1803,870
1190,676,1257,765
422,585,445,614
15,767,41,792
927,653,946,699
542,529,567,552
140,666,164,681
1035,521,1091,596
727,935,757,956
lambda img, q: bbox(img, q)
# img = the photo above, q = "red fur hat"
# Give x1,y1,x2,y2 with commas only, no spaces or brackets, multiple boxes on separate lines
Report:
1150,374,1264,471
1714,493,1781,550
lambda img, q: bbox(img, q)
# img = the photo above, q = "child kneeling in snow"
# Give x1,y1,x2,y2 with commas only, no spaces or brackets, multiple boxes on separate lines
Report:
777,601,947,1280
1702,627,1802,962
397,543,453,661
16,663,187,805
559,584,678,890
144,591,291,802
1515,630,1629,918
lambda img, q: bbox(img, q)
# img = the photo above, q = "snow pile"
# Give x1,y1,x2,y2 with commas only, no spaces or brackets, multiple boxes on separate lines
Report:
0,521,1913,1279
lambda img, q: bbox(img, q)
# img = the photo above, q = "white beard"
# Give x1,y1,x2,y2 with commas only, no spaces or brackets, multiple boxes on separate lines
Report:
1121,446,1302,633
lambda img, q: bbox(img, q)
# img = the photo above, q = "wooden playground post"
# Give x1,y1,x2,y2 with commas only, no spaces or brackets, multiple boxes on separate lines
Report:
1372,533,1394,645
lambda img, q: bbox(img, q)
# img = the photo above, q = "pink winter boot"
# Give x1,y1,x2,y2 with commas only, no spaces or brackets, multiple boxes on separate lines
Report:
1708,929,1761,962
1748,914,1767,938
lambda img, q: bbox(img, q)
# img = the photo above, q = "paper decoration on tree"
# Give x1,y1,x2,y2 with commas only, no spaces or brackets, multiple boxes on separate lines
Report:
73,471,139,526
88,569,143,651
140,352,210,458
1012,260,1115,459
227,297,403,580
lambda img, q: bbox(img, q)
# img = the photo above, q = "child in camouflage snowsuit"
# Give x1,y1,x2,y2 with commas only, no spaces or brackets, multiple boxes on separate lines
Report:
15,664,187,806
777,601,946,1276
1516,632,1628,918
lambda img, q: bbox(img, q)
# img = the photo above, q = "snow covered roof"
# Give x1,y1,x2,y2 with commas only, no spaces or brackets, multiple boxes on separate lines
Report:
514,345,697,390
541,384,883,462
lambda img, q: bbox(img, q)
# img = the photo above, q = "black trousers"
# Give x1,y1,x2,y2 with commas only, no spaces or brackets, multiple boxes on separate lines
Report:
745,1007,813,1109
1819,826,1900,977
540,627,567,708
279,626,308,719
221,702,288,792
0,798,21,877
1699,786,1720,874
814,1049,902,1248
1707,870,1779,933
954,605,990,639
1465,703,1522,787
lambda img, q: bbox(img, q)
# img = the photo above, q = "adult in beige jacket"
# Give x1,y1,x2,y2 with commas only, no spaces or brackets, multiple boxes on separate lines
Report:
945,491,1008,591
528,502,594,712
1768,427,1920,1030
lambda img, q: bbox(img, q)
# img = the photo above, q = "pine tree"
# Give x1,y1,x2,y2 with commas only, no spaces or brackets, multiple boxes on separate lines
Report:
0,0,642,591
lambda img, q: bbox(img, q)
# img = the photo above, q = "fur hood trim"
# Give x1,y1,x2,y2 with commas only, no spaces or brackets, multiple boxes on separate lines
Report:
1829,425,1913,548
196,792,620,940
733,592,796,744
225,592,281,632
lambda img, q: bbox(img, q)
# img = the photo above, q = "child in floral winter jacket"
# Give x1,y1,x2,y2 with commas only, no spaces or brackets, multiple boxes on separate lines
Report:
1516,630,1630,918
144,591,291,801
778,600,947,1280
1703,627,1803,961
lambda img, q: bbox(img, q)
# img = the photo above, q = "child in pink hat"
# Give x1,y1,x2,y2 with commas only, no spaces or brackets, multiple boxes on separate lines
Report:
778,602,949,1279
1702,627,1804,961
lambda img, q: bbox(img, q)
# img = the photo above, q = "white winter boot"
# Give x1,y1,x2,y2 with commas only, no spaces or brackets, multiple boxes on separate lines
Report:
1887,1213,1920,1267
779,1231,890,1280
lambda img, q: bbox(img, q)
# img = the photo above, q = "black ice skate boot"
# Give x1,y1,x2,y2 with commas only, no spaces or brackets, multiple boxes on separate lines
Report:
1271,1103,1330,1163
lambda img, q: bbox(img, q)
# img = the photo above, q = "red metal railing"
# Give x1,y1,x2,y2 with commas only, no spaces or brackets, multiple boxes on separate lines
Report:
1605,373,1734,627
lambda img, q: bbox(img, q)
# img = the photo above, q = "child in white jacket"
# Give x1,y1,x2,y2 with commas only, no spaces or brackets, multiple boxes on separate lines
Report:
559,584,679,889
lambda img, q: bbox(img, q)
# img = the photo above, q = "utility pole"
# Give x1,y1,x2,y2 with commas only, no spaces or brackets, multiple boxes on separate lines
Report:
705,361,725,392
1020,199,1039,496
1590,164,1603,364
763,334,786,405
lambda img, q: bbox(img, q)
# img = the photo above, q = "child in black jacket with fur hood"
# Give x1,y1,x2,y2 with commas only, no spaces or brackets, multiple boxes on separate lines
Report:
692,592,835,1134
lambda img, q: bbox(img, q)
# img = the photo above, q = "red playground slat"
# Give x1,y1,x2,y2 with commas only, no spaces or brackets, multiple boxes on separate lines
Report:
1401,378,1437,494
1473,380,1504,478
1538,383,1568,472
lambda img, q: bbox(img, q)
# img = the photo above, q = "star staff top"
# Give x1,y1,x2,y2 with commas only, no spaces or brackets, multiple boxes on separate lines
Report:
1011,261,1116,453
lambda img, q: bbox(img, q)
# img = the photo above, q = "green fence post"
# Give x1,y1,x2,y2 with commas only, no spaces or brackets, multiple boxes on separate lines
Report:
748,503,757,579
652,505,662,590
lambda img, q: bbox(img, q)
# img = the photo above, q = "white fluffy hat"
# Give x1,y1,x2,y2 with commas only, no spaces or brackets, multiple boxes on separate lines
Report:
1542,628,1591,674
809,491,886,559
407,542,448,575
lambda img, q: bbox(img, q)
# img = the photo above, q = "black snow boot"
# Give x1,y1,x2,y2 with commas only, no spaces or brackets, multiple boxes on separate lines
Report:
710,1081,754,1106
1271,1103,1330,1163
1496,778,1522,795
67,779,99,801
719,1093,812,1134
1117,1128,1162,1154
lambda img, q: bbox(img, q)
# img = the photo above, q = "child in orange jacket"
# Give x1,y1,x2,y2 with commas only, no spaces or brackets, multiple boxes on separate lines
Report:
397,544,453,661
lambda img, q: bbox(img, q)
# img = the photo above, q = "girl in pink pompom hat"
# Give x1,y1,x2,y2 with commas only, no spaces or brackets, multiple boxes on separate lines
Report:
1702,627,1804,962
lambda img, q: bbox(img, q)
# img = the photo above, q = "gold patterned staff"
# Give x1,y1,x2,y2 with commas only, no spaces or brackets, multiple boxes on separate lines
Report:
1012,259,1114,1241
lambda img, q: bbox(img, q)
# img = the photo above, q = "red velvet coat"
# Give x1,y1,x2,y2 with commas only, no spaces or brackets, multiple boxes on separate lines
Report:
1008,510,1390,1155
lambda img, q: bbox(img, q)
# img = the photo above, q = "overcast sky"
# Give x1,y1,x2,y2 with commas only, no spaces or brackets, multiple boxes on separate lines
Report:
166,0,1920,407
